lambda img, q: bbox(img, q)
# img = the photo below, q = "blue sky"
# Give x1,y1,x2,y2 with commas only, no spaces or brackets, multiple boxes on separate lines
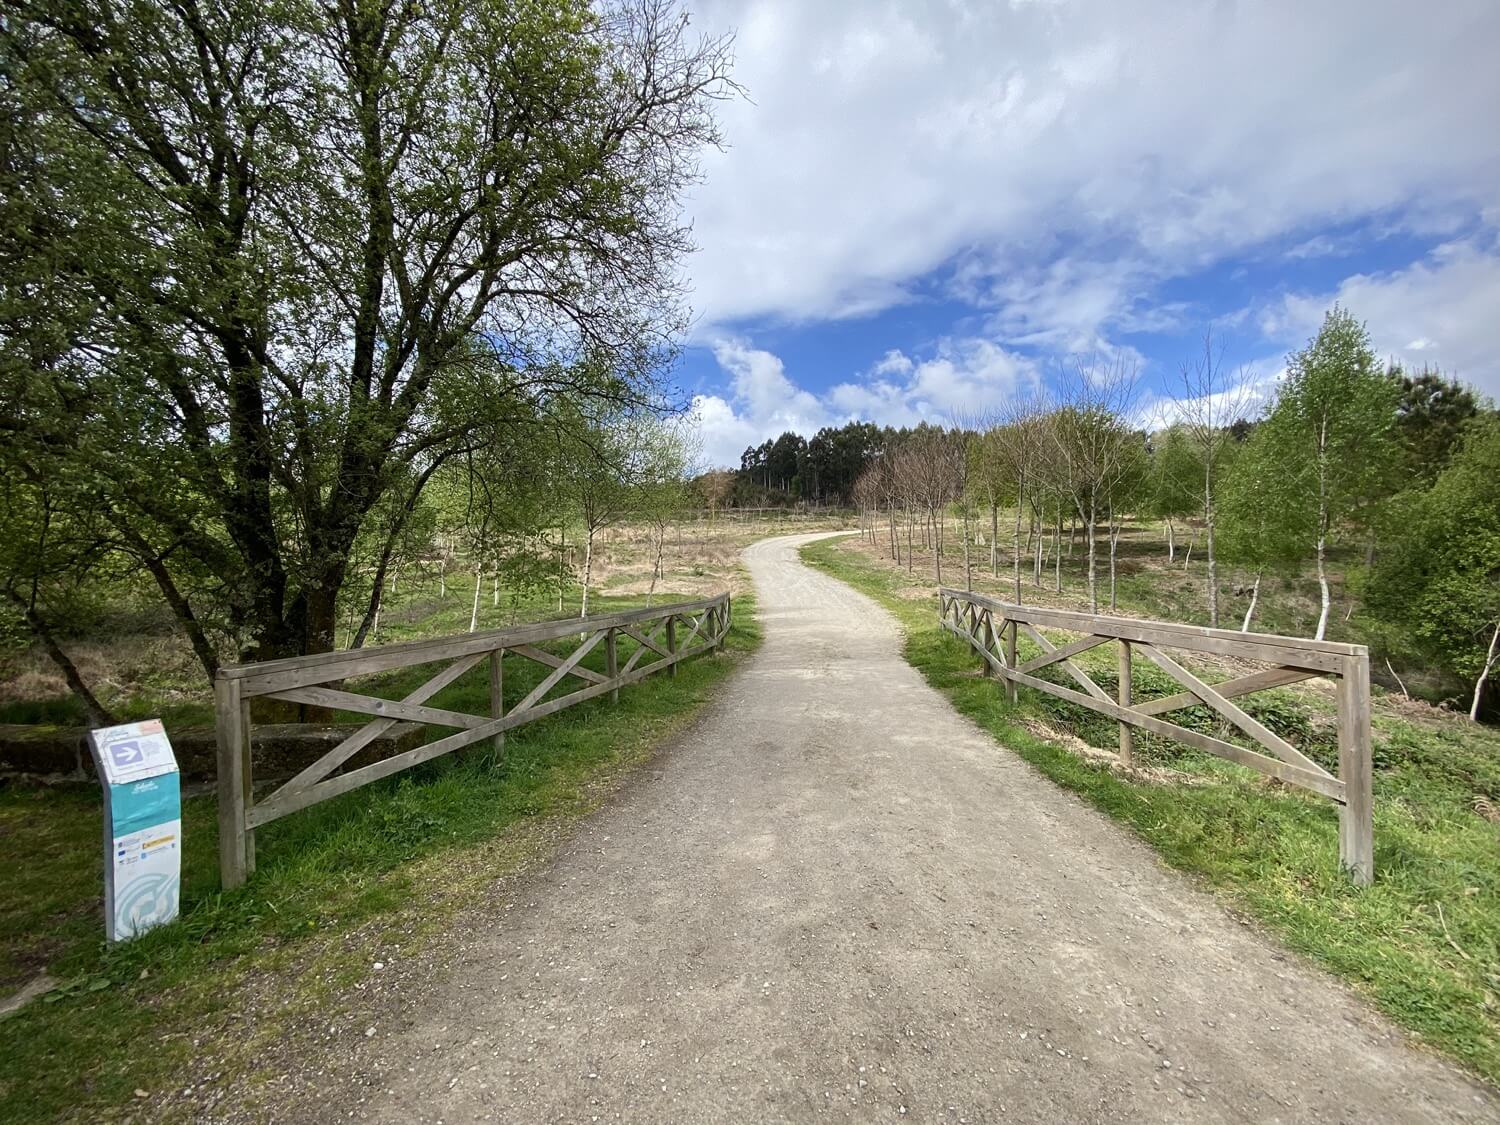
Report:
668,0,1500,467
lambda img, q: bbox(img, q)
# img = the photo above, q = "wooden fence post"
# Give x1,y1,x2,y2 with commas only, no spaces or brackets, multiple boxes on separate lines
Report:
1118,640,1134,766
606,629,619,702
981,612,994,678
1338,652,1374,885
667,615,678,677
490,648,505,756
215,675,250,890
1005,620,1018,705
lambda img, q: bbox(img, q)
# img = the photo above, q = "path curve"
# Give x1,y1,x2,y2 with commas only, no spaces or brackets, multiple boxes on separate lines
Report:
299,533,1495,1123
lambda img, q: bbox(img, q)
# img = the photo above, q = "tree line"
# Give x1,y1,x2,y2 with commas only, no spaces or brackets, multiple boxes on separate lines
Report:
845,311,1498,720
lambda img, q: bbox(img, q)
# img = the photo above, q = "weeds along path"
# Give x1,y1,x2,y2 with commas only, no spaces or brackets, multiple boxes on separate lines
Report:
278,532,1492,1124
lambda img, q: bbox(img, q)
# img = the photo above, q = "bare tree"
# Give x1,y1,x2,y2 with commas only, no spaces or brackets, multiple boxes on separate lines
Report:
1176,333,1255,627
1041,356,1140,613
989,395,1047,602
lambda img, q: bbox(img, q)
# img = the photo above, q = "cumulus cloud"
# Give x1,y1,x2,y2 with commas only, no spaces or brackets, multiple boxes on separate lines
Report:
684,0,1500,352
1266,234,1500,397
691,336,1037,466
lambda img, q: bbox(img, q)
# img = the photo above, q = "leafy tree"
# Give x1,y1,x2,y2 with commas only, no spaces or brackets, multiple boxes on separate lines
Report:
696,470,735,522
0,0,731,670
1218,429,1312,632
1256,307,1399,639
634,420,697,605
1366,416,1500,719
1146,426,1202,562
1394,366,1484,484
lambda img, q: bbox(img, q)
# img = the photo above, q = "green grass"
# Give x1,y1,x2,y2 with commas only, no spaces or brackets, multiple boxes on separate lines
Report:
802,537,1500,1087
0,592,760,1123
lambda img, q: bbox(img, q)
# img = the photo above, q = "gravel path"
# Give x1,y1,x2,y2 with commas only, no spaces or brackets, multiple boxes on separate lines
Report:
295,532,1495,1123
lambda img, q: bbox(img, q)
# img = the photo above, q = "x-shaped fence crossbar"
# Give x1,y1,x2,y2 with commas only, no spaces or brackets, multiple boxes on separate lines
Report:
215,594,731,888
938,588,1373,885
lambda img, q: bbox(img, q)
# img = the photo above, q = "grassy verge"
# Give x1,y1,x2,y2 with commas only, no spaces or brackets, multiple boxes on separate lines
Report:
801,537,1500,1087
0,592,760,1123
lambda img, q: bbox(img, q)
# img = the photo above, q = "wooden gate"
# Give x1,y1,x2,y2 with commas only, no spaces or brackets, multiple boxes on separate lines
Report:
215,594,731,888
938,588,1373,884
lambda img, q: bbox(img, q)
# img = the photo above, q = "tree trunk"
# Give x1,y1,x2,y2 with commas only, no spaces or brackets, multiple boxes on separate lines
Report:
469,567,482,633
962,507,972,592
1053,505,1062,593
906,509,914,574
932,506,943,584
1470,619,1500,721
5,589,115,727
647,522,665,607
1166,518,1175,562
580,527,595,618
1108,518,1120,611
1315,420,1331,641
1314,530,1331,641
1240,572,1261,632
1012,480,1023,602
991,500,1000,578
1086,515,1098,613
1205,461,1219,627
1033,509,1043,586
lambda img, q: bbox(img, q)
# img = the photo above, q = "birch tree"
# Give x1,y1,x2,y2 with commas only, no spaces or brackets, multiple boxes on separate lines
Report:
1258,308,1399,640
1175,335,1254,625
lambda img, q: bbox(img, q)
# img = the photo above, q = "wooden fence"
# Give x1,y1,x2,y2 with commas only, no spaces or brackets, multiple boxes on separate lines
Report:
938,588,1374,884
215,593,731,888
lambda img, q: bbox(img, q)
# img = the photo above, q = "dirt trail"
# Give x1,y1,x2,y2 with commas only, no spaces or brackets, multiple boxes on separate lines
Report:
278,532,1495,1123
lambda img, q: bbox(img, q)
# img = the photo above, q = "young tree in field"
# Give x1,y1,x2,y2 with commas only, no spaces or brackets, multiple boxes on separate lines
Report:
697,470,736,523
1042,358,1139,613
0,0,733,672
1366,416,1500,720
989,397,1047,601
1105,433,1149,611
558,406,643,619
1258,308,1400,640
890,446,925,576
1175,335,1254,625
635,422,698,605
852,464,882,546
1217,431,1311,632
1145,425,1202,562
968,426,1009,581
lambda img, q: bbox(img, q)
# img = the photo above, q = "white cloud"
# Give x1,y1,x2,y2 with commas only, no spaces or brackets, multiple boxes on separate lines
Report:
691,336,1036,466
684,0,1500,351
1267,235,1500,397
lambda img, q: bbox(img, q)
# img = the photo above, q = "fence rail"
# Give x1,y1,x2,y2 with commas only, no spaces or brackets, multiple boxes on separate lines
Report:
215,593,731,888
938,588,1373,884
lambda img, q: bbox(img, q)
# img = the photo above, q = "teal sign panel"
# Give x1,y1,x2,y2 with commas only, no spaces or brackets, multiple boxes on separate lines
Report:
88,720,182,942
